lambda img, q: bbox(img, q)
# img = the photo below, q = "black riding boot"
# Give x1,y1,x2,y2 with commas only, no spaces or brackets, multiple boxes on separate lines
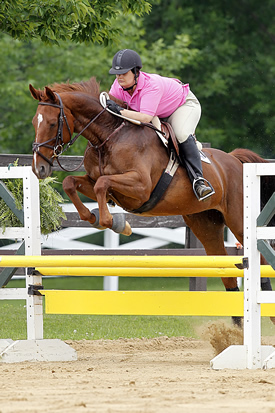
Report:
178,135,215,201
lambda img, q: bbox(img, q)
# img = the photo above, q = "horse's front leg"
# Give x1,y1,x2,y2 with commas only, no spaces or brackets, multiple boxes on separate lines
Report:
94,171,151,236
62,174,99,225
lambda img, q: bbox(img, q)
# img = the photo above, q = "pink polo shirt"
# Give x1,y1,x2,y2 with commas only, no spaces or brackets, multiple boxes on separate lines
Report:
109,71,190,118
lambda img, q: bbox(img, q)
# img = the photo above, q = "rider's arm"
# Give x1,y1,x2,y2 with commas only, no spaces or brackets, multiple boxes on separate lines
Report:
120,109,153,123
106,99,153,123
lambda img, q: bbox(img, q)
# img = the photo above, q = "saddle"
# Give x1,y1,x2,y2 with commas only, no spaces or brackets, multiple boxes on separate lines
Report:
143,120,180,156
145,118,210,165
142,119,205,159
159,121,179,156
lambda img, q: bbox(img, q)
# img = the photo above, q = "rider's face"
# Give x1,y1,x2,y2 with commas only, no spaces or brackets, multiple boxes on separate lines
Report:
116,71,135,89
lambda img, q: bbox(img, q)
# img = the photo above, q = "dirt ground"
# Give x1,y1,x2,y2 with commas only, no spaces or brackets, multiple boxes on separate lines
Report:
0,322,275,413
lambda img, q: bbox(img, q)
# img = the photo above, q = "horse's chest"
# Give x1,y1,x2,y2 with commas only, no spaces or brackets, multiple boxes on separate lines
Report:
85,159,124,181
85,145,138,180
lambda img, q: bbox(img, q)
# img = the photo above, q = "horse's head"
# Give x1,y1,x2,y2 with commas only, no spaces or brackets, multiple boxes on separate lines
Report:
29,84,74,179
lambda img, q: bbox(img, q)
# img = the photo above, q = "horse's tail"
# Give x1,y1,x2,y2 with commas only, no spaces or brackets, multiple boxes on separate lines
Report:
230,148,275,224
229,148,269,165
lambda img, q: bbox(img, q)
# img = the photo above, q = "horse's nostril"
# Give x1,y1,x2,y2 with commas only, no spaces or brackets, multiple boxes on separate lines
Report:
39,166,45,178
38,164,50,179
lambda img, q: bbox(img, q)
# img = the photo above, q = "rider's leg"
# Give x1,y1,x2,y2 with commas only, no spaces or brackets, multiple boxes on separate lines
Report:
178,135,214,200
167,90,214,201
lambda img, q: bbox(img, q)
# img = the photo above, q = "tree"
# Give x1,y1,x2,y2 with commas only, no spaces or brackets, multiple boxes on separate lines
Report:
0,0,151,44
1,0,274,158
143,0,275,156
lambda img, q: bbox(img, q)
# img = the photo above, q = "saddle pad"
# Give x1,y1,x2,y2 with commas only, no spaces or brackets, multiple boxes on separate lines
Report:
200,150,211,164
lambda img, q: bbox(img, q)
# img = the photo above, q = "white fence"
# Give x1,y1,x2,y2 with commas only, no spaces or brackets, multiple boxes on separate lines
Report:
0,166,43,340
211,163,275,369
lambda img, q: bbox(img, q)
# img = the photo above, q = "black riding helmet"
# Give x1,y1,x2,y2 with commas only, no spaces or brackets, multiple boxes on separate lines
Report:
109,49,142,75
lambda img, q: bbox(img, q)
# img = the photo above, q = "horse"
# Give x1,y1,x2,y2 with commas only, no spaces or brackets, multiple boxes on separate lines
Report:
29,77,275,325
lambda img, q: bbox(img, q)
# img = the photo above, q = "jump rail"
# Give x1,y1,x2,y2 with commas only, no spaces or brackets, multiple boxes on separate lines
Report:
1,255,274,319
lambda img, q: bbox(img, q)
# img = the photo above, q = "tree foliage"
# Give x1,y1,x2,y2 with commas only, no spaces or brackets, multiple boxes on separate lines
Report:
143,0,275,155
0,0,151,44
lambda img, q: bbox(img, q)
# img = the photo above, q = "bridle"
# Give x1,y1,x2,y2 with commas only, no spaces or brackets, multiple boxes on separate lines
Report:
33,93,74,168
32,92,121,172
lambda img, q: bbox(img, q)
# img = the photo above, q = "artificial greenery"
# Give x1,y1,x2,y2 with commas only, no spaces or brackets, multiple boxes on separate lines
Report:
0,167,67,235
38,177,67,234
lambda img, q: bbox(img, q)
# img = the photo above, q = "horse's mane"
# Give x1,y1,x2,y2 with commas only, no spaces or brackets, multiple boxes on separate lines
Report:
49,77,100,98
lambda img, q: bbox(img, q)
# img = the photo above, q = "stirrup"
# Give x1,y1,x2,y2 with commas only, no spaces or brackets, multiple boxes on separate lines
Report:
193,177,215,201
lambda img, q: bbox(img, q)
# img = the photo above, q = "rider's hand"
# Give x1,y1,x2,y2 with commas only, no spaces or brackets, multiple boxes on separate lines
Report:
106,99,124,115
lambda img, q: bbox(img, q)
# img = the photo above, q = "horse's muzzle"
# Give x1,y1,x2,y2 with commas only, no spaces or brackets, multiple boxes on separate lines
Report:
32,154,52,179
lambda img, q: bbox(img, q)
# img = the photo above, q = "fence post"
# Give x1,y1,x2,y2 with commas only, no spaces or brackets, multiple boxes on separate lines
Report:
103,229,119,291
23,168,43,340
243,163,262,368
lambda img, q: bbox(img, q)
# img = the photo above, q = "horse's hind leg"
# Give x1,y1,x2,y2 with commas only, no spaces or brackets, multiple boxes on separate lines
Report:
225,206,275,325
261,246,275,325
184,210,242,326
183,210,238,289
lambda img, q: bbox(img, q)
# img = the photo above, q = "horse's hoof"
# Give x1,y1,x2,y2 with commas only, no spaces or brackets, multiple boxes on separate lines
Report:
121,221,132,236
232,316,243,328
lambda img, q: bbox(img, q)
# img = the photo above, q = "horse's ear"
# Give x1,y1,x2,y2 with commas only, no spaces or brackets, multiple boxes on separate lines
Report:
45,86,58,103
29,84,43,101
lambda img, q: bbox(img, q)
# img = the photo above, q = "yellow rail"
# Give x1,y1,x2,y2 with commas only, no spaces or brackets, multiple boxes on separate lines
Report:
40,290,275,317
36,265,275,277
0,255,244,268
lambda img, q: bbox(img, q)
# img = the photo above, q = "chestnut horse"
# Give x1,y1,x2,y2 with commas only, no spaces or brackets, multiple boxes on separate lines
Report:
29,77,274,311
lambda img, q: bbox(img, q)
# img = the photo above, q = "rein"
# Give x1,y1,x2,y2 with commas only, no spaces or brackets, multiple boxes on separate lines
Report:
33,93,123,172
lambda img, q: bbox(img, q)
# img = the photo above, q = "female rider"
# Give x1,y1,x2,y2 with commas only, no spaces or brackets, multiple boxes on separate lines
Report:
107,49,214,201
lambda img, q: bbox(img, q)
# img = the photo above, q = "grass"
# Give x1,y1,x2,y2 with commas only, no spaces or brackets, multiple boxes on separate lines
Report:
1,276,275,341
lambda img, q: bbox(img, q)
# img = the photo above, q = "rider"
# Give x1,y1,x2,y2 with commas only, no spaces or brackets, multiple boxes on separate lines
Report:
107,48,214,201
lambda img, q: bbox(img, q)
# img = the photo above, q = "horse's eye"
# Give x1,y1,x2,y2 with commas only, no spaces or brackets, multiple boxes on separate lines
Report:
50,122,57,128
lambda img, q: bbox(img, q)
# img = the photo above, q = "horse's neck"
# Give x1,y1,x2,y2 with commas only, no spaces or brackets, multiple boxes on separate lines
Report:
64,93,115,145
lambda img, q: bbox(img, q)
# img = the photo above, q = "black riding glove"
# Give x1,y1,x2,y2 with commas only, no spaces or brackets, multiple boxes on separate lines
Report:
106,99,124,115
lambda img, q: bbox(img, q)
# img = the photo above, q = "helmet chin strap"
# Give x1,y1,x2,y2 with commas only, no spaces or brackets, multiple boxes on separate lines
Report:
121,68,139,92
122,82,137,92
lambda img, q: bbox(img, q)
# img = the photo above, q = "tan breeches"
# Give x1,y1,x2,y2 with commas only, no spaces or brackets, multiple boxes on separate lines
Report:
167,90,201,143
